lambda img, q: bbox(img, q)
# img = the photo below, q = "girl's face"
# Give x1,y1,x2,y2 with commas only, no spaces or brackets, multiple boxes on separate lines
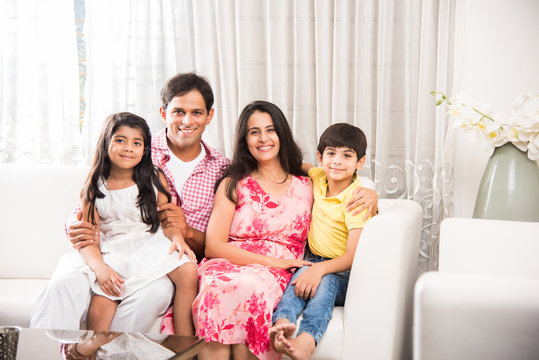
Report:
245,111,280,164
107,125,145,172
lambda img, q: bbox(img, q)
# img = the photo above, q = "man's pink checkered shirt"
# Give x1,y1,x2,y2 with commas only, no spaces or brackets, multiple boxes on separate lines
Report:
151,129,230,233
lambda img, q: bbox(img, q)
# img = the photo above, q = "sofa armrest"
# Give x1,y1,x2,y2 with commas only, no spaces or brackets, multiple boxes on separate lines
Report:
342,199,422,360
414,272,539,360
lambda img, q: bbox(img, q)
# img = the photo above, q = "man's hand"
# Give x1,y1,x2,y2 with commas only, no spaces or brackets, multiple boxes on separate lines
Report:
94,264,124,297
291,264,324,300
346,187,378,220
68,211,99,250
158,203,194,240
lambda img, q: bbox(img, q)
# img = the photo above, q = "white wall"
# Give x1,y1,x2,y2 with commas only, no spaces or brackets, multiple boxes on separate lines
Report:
452,0,539,217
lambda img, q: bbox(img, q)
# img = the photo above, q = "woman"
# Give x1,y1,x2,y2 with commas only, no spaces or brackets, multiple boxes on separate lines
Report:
193,101,313,360
192,101,379,359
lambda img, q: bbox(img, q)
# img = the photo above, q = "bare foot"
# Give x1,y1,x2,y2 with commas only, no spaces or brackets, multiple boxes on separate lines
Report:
269,321,297,353
281,333,315,360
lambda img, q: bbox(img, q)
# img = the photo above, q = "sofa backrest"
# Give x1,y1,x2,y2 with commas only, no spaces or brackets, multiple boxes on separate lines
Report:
0,164,89,279
439,217,539,280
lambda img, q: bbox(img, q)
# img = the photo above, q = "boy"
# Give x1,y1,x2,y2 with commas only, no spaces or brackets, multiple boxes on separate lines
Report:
270,123,372,360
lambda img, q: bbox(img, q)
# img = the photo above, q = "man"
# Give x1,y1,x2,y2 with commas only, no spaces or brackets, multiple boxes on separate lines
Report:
30,73,229,332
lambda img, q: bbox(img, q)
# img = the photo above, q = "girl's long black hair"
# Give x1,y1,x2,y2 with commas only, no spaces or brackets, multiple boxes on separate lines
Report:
81,112,170,233
219,100,305,203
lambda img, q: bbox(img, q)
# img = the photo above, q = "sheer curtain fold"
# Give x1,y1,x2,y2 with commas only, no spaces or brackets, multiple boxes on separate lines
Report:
0,0,79,164
1,0,457,270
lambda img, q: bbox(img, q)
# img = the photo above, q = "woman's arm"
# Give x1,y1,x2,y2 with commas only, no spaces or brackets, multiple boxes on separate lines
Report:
346,188,379,219
205,178,310,269
156,172,196,262
78,200,124,297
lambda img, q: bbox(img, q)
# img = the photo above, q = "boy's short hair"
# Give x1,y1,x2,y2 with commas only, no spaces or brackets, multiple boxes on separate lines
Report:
317,123,367,159
160,72,214,112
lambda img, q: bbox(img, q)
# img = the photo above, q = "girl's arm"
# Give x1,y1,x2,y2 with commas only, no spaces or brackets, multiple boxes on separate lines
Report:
204,178,311,270
292,228,362,300
78,200,124,297
157,172,196,262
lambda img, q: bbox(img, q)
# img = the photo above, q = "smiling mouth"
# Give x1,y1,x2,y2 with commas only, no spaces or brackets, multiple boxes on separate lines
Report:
257,145,273,151
179,127,196,134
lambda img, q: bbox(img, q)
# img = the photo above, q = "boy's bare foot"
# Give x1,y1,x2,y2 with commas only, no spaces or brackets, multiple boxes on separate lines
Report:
281,333,315,360
269,320,296,353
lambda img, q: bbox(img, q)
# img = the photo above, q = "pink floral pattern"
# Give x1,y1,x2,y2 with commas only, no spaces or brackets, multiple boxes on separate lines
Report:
193,175,312,359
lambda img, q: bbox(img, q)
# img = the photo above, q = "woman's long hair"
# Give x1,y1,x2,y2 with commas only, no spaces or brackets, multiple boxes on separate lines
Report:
219,100,305,203
81,112,170,233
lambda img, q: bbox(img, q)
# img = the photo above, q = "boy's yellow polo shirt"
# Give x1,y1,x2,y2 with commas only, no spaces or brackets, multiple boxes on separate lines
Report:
308,167,370,259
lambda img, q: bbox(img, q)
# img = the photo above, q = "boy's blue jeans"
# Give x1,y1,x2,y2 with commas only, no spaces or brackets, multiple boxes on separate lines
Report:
272,251,350,344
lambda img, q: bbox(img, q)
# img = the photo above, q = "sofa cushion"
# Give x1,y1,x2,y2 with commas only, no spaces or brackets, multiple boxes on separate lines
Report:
0,279,50,327
0,164,88,279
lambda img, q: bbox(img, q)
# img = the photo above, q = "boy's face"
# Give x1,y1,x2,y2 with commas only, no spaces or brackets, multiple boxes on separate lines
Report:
317,147,365,182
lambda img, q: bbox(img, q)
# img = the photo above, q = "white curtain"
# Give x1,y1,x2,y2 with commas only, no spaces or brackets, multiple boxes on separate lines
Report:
1,0,457,271
0,0,80,164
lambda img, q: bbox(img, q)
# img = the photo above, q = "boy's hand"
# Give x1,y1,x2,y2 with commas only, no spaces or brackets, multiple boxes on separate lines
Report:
94,264,124,297
292,263,325,299
169,237,197,262
346,187,378,220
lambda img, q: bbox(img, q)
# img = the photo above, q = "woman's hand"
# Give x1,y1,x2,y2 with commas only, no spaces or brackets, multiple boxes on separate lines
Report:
270,258,312,270
169,237,197,262
346,187,378,220
94,264,124,297
291,263,325,299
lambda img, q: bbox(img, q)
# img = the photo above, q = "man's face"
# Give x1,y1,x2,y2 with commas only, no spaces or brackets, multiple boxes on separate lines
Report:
160,90,214,153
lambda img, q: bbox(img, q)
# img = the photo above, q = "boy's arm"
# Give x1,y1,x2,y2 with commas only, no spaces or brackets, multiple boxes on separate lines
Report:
78,201,124,297
301,162,314,173
157,172,196,262
292,228,362,300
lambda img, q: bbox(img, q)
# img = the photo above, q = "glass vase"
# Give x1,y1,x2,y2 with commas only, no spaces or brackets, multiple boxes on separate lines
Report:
473,142,539,222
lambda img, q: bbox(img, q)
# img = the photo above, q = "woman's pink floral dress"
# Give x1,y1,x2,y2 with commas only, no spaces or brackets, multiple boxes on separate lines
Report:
194,175,312,359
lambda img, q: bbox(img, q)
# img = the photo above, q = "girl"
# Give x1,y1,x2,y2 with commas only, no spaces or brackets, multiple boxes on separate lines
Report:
79,112,198,335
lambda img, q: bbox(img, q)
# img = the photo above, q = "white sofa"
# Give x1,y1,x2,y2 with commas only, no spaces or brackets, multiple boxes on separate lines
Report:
413,218,539,360
0,163,423,360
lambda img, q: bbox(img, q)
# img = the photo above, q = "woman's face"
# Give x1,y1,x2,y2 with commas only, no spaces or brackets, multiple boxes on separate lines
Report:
245,111,280,165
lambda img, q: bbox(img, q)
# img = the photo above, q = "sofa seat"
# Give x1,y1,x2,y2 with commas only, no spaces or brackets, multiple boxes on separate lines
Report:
1,164,423,359
0,279,50,327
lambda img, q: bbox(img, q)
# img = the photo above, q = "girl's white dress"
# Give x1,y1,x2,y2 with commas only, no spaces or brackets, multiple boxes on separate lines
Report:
85,180,192,300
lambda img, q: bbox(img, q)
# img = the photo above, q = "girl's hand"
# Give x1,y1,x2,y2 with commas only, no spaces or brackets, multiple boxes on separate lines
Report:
346,187,378,220
94,264,124,297
271,258,312,270
291,263,324,299
169,238,197,262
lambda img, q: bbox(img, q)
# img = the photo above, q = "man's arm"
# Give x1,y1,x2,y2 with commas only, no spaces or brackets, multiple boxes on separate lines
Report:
67,207,100,250
158,202,204,260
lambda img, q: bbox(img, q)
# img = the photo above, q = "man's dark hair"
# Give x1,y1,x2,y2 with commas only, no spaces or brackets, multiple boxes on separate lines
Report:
160,72,214,112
